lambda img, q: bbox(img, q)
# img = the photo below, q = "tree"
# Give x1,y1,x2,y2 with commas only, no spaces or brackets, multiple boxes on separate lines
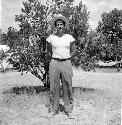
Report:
14,0,90,89
97,8,122,61
5,27,21,50
15,0,52,89
0,31,7,45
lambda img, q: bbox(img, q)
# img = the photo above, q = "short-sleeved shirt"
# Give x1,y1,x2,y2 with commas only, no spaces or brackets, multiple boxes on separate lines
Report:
46,34,75,59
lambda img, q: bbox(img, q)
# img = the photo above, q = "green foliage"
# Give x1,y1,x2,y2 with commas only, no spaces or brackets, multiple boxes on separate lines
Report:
0,32,7,45
0,27,20,50
15,1,49,38
97,9,122,41
97,8,122,61
72,30,101,70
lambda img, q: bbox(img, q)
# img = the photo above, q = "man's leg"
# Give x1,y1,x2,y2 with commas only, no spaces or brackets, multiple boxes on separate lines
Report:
60,60,73,114
49,60,60,113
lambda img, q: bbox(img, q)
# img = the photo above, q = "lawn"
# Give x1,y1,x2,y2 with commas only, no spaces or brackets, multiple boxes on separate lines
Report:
0,68,121,125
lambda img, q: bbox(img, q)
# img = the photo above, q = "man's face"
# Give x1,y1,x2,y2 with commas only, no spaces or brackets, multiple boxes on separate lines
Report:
55,20,65,33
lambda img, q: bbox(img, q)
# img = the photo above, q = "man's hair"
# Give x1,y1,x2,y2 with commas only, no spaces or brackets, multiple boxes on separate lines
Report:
54,19,65,27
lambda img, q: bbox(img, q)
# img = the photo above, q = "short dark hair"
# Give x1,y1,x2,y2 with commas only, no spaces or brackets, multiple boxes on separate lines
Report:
54,19,65,27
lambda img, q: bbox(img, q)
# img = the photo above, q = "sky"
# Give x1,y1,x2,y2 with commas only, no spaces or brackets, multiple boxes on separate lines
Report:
0,0,122,32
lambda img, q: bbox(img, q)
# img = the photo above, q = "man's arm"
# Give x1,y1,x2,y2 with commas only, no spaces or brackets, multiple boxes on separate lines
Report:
45,41,52,61
70,41,77,59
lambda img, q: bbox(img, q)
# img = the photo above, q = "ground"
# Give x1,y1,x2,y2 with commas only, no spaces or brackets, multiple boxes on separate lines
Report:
0,68,121,125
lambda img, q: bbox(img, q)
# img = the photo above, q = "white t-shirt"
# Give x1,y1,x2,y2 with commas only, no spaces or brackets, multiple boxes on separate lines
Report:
46,34,75,59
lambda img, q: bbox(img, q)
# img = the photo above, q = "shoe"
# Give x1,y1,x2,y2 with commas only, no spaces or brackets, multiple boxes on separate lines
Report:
68,113,76,119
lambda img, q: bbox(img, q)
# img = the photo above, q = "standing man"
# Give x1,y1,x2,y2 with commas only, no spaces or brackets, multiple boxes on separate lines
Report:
46,14,77,118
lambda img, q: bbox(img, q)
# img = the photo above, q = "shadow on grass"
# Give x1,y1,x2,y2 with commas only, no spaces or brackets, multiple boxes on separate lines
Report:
73,87,95,93
3,86,47,95
2,86,95,96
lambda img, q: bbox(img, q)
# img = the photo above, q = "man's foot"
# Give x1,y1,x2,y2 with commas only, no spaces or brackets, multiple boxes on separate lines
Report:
64,111,76,119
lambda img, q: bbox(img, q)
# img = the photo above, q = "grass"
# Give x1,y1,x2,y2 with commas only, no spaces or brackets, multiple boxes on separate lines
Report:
0,68,121,125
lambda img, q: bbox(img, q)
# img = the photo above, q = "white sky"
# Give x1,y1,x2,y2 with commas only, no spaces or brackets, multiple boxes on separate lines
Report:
0,0,122,32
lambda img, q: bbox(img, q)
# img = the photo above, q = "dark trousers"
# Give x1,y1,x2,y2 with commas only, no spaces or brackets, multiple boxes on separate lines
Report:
49,59,73,113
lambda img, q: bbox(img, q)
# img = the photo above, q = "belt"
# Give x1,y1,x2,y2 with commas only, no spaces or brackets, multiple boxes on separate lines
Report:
52,57,70,62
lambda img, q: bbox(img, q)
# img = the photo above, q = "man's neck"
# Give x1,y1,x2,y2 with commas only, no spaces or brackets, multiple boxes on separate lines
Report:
55,31,65,37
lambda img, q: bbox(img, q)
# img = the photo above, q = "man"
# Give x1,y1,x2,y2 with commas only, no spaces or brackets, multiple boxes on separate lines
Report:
46,14,77,118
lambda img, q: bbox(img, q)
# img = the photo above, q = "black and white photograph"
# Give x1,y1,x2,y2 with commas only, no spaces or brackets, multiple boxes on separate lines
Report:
0,0,122,125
